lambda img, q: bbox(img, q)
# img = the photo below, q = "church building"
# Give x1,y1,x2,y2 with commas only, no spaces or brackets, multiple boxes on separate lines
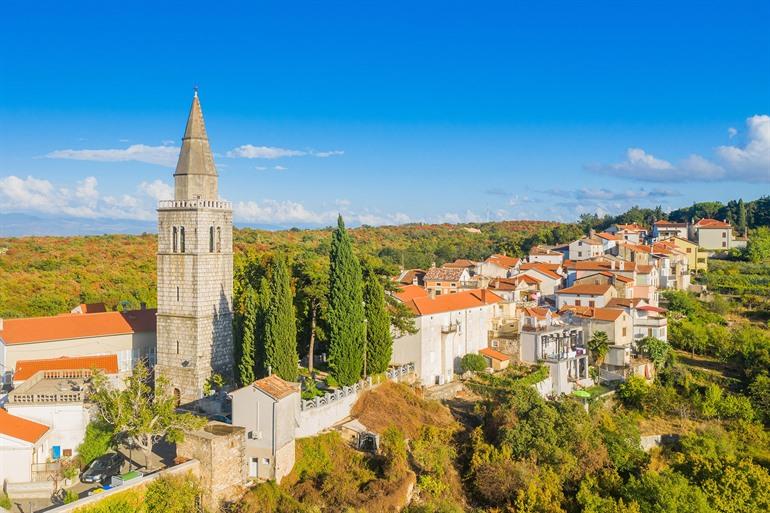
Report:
154,91,234,405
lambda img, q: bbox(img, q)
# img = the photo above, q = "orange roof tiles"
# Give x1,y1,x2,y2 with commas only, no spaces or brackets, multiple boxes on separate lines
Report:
556,283,613,295
654,220,687,227
442,259,477,268
485,254,520,269
615,223,647,232
595,232,620,241
523,306,558,319
393,284,429,303
520,263,562,280
252,375,299,400
14,355,119,381
0,408,49,444
0,309,156,345
695,218,731,229
406,289,503,316
565,260,636,272
480,347,510,362
606,298,646,309
569,307,625,321
74,303,107,314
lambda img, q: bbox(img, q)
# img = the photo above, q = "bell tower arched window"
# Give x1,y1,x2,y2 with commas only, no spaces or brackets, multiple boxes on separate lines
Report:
216,226,222,253
172,226,178,253
180,227,186,253
209,226,214,252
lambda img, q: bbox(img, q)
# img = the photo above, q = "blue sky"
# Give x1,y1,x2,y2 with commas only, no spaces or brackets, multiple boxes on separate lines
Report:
1,1,769,230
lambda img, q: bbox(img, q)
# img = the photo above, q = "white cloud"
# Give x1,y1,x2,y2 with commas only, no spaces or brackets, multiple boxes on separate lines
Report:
590,115,770,183
274,165,287,171
234,200,336,225
728,127,737,139
255,166,268,171
571,187,680,201
0,175,173,221
716,114,770,182
313,150,345,158
138,180,174,202
47,144,180,167
226,145,344,159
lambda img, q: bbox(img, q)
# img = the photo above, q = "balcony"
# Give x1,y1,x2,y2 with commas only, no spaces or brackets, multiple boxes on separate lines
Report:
158,199,232,210
441,324,458,334
7,370,89,405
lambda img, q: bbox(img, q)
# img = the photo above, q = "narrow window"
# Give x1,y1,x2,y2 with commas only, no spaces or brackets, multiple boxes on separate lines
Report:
172,226,178,253
180,227,186,253
176,341,180,354
176,286,180,301
216,226,222,252
575,299,581,306
209,226,214,252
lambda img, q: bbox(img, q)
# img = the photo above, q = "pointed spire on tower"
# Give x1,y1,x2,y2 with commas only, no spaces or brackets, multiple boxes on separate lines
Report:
173,89,218,200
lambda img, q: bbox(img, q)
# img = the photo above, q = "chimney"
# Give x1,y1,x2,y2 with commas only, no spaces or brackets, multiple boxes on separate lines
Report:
611,260,616,270
140,302,147,310
589,228,596,238
480,289,487,303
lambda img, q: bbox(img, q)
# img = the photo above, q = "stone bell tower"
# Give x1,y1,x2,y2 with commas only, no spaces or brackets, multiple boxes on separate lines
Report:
155,90,234,406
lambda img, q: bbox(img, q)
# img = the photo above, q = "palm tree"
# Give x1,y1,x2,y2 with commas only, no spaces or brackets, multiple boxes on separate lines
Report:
587,331,610,365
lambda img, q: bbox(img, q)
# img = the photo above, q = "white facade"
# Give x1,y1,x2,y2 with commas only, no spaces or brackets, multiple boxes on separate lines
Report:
568,239,603,261
391,303,500,386
4,404,88,461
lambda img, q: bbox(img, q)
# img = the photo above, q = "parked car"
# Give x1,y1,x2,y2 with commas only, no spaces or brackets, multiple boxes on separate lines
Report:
210,414,232,424
81,453,123,484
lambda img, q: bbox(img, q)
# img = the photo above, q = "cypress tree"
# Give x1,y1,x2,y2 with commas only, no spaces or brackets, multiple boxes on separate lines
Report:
738,198,747,235
254,276,271,376
263,256,299,381
327,215,366,386
237,287,257,386
363,267,393,375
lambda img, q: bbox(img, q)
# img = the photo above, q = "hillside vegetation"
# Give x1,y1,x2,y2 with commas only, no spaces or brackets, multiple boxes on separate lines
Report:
0,220,565,319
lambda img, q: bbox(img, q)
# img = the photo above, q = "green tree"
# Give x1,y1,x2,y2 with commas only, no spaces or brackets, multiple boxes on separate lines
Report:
617,375,650,409
293,253,329,372
327,215,366,386
637,336,670,368
237,286,258,386
77,421,115,467
263,256,299,381
588,331,610,364
748,373,770,424
363,267,393,375
746,227,770,263
621,470,714,513
461,353,488,373
737,198,747,235
90,361,206,469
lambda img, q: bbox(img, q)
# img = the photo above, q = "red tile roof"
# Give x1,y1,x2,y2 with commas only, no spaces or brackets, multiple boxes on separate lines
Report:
564,260,636,272
393,284,429,303
638,305,667,313
406,289,503,315
0,309,156,345
14,355,119,381
654,220,687,227
252,375,299,401
695,218,731,229
480,347,510,362
520,263,562,280
73,303,107,314
595,232,620,241
485,254,520,269
565,306,625,321
0,409,49,444
615,223,647,232
556,283,613,295
523,306,558,319
606,298,646,309
442,259,477,268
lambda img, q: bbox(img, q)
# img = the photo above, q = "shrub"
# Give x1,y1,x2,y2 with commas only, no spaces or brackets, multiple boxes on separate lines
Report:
63,489,79,504
617,375,649,409
144,474,201,513
77,421,114,468
460,353,487,373
0,492,11,509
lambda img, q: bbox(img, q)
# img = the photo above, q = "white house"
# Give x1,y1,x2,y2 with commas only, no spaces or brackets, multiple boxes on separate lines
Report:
651,221,688,241
568,237,604,261
0,408,51,485
391,289,504,386
518,308,588,395
518,263,563,296
0,307,156,385
606,223,648,244
528,246,565,265
690,218,747,250
230,375,300,483
478,254,521,278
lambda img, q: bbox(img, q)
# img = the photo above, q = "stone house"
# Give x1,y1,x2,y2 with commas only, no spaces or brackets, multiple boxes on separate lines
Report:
568,237,604,261
423,266,472,296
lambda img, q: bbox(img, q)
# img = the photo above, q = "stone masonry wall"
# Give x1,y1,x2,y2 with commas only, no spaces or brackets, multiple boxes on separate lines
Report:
156,206,234,405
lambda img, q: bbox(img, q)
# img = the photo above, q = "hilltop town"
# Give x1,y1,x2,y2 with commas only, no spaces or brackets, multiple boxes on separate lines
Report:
1,95,769,513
